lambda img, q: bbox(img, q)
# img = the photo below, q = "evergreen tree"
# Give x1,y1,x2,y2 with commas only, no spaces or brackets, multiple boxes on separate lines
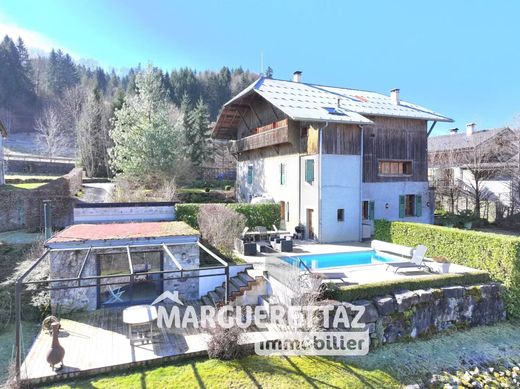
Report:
77,87,110,177
110,66,182,177
184,97,210,166
16,37,32,78
0,35,35,130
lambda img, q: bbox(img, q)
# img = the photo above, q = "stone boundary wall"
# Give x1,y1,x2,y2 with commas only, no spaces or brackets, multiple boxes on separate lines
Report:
6,158,75,175
330,283,506,348
0,168,83,232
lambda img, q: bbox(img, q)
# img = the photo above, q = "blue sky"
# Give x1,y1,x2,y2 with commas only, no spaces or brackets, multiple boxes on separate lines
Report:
1,0,519,135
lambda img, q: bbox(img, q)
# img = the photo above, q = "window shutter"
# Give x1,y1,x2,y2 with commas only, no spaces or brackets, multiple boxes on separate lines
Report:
399,195,405,218
369,201,375,220
280,164,285,185
415,195,422,217
305,159,314,184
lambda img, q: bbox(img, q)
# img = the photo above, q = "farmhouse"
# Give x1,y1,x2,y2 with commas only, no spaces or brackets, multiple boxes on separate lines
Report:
0,119,7,185
213,73,452,242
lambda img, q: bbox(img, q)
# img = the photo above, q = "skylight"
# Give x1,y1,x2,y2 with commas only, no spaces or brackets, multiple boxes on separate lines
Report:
323,107,347,116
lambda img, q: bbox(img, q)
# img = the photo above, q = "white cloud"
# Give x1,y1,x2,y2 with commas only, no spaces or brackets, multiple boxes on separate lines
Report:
0,19,78,58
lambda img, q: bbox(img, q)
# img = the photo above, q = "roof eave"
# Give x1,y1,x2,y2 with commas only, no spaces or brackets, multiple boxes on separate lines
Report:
292,116,374,126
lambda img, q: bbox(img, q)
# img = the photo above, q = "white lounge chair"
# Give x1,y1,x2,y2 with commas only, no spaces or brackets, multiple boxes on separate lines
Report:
386,245,431,273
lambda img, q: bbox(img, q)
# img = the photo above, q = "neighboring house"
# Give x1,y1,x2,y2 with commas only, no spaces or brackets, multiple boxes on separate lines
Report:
0,119,7,185
428,123,517,218
212,72,452,242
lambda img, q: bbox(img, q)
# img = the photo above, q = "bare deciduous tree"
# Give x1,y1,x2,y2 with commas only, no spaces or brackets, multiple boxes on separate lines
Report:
429,148,463,213
76,89,111,177
197,204,246,256
35,105,70,157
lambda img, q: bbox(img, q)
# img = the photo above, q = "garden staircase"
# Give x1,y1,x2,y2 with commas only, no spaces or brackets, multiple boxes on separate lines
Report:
200,269,264,307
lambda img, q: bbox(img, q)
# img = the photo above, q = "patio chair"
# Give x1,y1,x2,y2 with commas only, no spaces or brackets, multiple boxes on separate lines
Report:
105,285,125,304
240,226,250,238
254,226,268,241
386,245,431,273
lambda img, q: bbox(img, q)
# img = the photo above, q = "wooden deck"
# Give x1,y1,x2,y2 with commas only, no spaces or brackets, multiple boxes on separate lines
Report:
21,302,211,384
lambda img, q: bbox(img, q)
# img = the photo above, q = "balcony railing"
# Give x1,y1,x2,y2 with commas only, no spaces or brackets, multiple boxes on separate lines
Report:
230,121,291,153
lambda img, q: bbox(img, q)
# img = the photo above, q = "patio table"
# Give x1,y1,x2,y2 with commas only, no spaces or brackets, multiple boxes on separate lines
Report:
122,305,158,345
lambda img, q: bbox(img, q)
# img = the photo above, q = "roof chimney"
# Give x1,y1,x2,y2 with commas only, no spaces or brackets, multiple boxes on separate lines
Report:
466,122,476,136
390,88,400,105
293,71,302,83
450,128,459,135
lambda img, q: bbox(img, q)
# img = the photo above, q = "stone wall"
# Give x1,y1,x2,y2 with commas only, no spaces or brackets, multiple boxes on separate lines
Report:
330,283,506,348
0,167,82,232
6,159,75,175
50,250,97,312
163,243,200,301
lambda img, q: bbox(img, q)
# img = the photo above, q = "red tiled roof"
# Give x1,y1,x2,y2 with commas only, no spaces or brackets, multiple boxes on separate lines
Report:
48,221,199,244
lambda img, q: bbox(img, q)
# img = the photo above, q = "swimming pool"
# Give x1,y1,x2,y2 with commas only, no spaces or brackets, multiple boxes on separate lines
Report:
282,250,397,270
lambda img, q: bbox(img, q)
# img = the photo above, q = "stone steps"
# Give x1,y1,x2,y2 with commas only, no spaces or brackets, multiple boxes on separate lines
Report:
200,269,262,306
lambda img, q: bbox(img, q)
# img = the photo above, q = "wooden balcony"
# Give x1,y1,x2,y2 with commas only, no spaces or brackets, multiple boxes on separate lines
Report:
231,122,291,153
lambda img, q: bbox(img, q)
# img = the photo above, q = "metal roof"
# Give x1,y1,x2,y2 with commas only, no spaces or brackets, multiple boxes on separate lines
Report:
428,127,512,153
214,77,453,138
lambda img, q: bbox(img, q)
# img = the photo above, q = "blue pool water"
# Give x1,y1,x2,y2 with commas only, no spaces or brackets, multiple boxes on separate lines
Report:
283,250,396,270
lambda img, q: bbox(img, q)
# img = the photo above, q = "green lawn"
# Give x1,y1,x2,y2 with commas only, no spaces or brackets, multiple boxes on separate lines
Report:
0,323,40,383
0,182,48,190
11,182,48,189
5,175,60,181
40,321,520,388
45,356,400,389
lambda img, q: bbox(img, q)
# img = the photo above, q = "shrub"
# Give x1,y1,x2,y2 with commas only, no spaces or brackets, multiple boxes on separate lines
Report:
176,203,281,230
189,179,235,189
207,325,246,360
374,219,520,317
176,204,201,228
176,190,232,204
197,204,246,256
232,203,280,229
331,272,490,302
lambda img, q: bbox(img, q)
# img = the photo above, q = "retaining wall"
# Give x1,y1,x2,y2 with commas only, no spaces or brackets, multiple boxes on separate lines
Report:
329,282,506,347
0,168,83,232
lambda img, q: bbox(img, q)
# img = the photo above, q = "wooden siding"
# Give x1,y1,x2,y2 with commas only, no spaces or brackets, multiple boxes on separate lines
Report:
236,95,286,139
237,119,300,161
232,124,290,153
306,123,361,155
363,117,428,182
323,124,361,155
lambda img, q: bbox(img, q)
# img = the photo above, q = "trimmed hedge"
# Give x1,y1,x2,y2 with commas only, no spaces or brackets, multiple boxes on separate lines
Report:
374,220,520,317
329,271,490,302
176,203,281,230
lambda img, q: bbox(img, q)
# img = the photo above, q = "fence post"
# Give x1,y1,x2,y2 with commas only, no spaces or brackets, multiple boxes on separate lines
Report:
224,265,229,304
14,280,22,381
43,200,52,239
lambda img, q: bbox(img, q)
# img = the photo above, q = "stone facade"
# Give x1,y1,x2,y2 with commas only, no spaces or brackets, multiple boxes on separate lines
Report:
50,242,200,312
50,250,98,312
329,283,506,348
163,243,200,301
